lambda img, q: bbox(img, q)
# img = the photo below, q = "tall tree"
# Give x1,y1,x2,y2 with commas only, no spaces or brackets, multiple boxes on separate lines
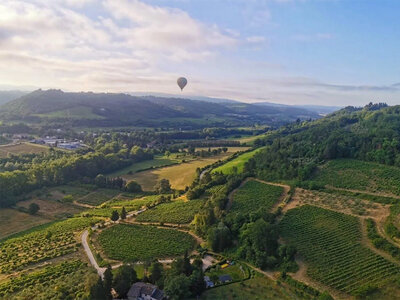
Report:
103,265,113,300
121,207,127,220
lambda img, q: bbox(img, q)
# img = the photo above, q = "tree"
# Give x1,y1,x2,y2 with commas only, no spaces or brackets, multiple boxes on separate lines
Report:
164,274,191,300
208,222,232,252
189,269,206,296
125,180,142,193
112,265,137,298
28,202,40,215
121,207,127,220
103,265,113,300
154,179,171,194
89,277,106,300
149,261,163,285
111,210,119,222
183,250,192,276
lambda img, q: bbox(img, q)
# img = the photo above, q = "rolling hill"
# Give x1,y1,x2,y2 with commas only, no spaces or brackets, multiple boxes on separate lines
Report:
0,89,320,128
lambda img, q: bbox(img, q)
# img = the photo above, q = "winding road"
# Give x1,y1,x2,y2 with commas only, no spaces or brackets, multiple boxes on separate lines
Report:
81,229,107,279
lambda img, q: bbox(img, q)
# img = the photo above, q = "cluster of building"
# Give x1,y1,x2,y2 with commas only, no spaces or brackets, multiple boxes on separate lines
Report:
127,282,164,300
30,137,85,150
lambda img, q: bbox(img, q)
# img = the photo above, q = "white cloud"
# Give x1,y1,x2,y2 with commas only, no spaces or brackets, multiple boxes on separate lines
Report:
0,0,237,91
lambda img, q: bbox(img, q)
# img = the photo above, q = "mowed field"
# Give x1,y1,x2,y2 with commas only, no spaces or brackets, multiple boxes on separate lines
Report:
0,209,49,240
0,142,50,158
280,205,400,295
124,147,246,191
107,154,179,177
212,147,265,175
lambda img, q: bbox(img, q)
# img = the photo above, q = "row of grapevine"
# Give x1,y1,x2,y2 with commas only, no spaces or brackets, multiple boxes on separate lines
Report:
280,205,400,294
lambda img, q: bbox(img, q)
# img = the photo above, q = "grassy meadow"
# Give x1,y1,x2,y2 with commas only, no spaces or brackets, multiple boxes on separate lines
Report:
212,147,264,175
0,142,50,158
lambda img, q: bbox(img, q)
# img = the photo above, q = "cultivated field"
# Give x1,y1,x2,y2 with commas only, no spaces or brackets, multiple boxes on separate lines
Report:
76,189,120,206
125,148,243,191
230,180,283,215
0,209,49,240
0,217,100,273
280,205,400,295
107,154,179,177
312,159,400,196
135,199,205,224
212,147,264,174
97,224,195,261
292,188,387,218
0,142,50,158
0,260,92,298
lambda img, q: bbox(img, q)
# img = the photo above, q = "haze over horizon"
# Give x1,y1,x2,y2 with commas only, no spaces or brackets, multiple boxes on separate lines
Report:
1,0,400,106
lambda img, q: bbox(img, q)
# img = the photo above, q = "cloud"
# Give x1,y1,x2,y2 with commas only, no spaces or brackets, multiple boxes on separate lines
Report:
0,0,237,90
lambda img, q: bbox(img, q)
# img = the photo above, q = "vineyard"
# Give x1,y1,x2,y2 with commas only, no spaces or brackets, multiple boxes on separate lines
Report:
212,148,263,175
83,195,161,217
0,217,99,273
77,188,120,206
311,159,400,196
0,260,87,297
280,205,400,295
98,224,195,261
135,199,205,224
231,180,283,215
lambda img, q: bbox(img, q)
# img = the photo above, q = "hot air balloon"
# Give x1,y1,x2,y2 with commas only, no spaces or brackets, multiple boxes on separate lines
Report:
177,77,187,91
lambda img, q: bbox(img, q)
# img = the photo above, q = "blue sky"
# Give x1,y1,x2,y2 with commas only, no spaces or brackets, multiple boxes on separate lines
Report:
0,0,399,105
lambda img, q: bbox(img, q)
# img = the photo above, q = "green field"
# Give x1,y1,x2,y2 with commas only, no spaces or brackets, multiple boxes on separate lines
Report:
280,205,400,295
0,142,50,158
0,217,100,273
212,147,264,174
135,199,205,224
108,155,179,177
98,224,195,261
312,159,400,196
230,180,283,215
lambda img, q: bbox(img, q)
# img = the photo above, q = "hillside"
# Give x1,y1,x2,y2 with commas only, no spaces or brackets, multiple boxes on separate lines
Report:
247,103,400,181
0,89,320,128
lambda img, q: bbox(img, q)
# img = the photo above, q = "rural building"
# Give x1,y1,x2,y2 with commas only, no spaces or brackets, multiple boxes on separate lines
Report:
57,142,83,150
204,276,214,288
219,274,232,283
127,282,164,300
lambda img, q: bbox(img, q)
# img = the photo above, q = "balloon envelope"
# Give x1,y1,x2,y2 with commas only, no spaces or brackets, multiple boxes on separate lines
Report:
177,77,187,91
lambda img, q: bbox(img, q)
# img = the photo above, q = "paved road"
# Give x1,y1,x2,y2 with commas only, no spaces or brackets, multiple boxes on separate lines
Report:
81,229,106,278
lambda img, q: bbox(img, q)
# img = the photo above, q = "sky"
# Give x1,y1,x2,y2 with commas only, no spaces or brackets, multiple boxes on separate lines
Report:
0,0,400,106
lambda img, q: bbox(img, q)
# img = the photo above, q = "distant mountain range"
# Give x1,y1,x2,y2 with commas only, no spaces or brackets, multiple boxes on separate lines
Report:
0,89,335,128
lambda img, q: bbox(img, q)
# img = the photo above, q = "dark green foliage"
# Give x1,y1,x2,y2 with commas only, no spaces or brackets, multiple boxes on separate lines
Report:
103,265,113,300
89,277,106,300
237,219,279,269
149,261,163,286
154,179,171,194
112,264,137,298
208,222,232,252
125,180,142,193
120,207,127,220
164,274,192,300
110,210,119,222
28,202,40,215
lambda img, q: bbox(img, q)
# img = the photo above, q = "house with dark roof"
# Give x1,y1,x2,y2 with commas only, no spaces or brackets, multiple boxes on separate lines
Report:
218,274,232,284
127,282,165,300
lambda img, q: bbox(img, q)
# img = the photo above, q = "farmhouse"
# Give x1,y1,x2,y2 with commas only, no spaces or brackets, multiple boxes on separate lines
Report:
127,282,164,300
219,274,232,283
